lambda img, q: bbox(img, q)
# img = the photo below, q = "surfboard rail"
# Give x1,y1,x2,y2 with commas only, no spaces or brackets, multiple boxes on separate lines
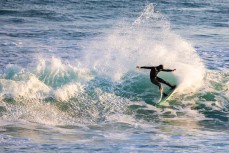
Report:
156,88,176,106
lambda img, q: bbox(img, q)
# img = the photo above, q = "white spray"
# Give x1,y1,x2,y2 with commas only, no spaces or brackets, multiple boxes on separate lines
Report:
83,3,205,93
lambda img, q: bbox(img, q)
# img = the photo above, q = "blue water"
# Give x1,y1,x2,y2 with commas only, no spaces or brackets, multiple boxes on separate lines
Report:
0,0,229,152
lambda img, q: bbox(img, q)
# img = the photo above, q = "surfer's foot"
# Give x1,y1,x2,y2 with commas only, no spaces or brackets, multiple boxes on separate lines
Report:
170,85,176,90
163,93,168,97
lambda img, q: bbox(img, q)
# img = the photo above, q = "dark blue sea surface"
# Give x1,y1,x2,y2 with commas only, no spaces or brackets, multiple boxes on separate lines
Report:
0,0,228,152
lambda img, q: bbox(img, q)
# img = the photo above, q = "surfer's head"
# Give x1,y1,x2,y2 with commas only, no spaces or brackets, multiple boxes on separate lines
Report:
158,64,163,69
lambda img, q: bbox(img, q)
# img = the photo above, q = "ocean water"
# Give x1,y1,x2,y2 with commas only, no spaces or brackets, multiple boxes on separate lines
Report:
0,0,228,152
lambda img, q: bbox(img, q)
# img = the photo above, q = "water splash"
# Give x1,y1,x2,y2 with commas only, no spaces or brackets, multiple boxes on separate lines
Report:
83,3,205,93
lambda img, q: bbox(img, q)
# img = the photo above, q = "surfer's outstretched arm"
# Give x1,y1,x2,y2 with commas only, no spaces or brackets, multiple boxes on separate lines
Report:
136,66,154,69
162,69,176,72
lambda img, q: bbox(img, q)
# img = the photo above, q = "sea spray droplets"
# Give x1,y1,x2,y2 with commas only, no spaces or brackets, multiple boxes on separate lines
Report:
134,3,156,25
134,3,170,30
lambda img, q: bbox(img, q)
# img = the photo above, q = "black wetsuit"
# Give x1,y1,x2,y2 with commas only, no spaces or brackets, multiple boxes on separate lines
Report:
140,66,174,90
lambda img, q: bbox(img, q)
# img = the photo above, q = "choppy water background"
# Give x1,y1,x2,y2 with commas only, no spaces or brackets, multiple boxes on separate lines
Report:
0,0,228,152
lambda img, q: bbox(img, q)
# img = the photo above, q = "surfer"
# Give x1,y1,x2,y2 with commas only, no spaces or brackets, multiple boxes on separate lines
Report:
136,65,176,96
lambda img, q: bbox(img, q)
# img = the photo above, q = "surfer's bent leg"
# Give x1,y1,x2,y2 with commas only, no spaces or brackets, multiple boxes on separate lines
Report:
156,77,173,88
150,78,162,92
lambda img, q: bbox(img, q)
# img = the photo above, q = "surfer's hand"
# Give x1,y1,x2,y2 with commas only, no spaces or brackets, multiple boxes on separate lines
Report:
173,69,176,71
136,66,140,69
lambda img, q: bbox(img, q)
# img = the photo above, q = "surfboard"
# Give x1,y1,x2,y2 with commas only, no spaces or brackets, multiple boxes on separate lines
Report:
156,87,176,106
